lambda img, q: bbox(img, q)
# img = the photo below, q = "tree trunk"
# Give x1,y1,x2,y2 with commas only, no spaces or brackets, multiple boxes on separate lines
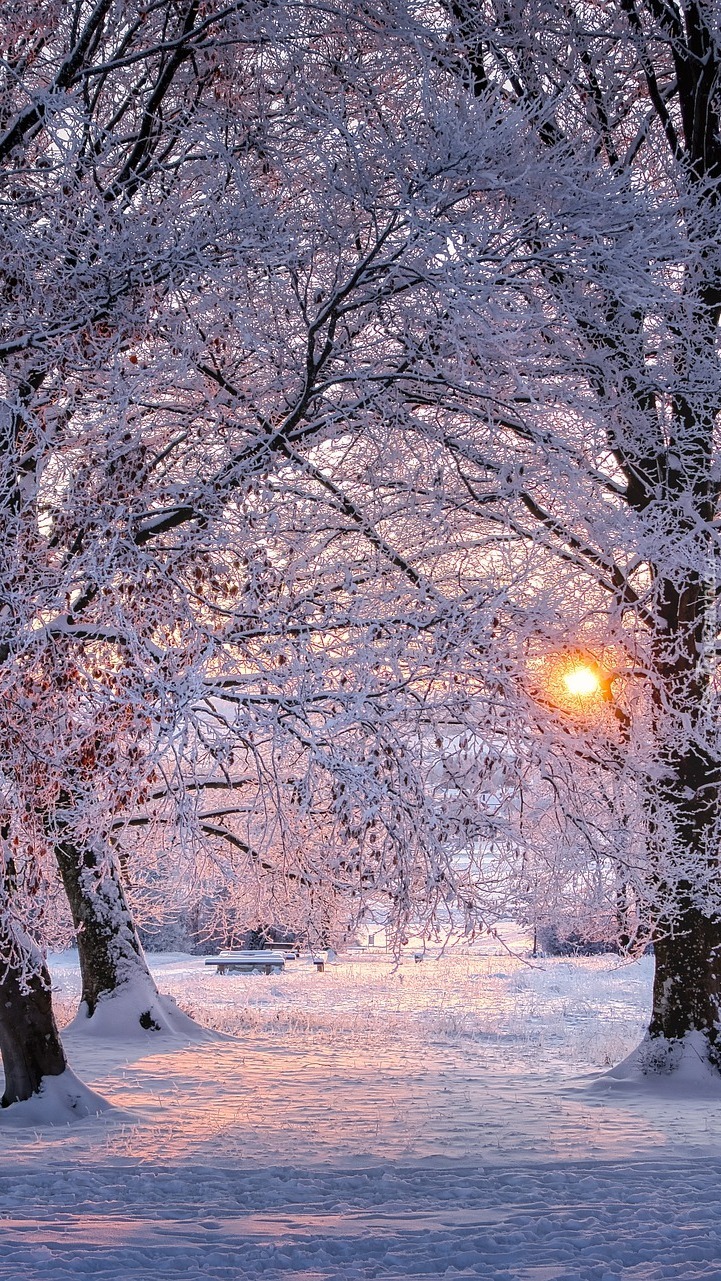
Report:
0,944,66,1106
54,835,161,1022
649,907,721,1066
644,728,721,1069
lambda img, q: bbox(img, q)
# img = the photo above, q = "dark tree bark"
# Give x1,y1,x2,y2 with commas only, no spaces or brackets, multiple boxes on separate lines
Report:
0,944,66,1106
649,906,721,1063
646,734,721,1060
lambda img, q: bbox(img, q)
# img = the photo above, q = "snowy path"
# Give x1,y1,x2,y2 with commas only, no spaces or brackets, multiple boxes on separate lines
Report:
1,948,721,1279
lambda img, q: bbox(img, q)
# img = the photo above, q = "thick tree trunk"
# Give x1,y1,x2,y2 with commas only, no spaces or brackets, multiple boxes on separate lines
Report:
54,835,161,1023
643,731,721,1070
649,907,721,1066
53,834,209,1040
0,944,66,1106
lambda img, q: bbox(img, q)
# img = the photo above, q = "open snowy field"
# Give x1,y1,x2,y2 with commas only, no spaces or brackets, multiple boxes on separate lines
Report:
1,941,721,1280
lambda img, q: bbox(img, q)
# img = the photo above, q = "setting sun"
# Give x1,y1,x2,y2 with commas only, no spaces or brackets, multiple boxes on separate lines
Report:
562,665,601,698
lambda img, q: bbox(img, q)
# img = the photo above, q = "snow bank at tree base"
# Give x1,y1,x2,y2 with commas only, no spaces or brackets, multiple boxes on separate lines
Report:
66,979,223,1043
594,1030,721,1092
0,1068,110,1127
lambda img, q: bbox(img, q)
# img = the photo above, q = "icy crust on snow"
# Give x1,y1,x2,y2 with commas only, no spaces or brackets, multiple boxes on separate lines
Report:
0,1067,110,1128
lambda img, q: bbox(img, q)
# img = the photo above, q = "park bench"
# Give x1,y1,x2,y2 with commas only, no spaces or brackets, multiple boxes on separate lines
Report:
259,941,300,957
205,950,287,975
205,950,326,974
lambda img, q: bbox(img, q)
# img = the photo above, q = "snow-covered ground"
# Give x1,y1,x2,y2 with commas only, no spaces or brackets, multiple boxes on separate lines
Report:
2,939,721,1279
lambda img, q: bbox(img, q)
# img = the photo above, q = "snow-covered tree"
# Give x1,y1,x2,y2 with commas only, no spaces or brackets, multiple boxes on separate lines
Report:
0,0,514,1102
7,0,721,1108
387,0,721,1074
177,0,721,1078
0,0,295,1102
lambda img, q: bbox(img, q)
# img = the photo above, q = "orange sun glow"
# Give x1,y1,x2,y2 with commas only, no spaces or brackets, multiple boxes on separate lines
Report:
562,664,601,698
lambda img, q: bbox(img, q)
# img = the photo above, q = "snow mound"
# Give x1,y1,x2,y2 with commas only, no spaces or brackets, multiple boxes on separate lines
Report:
66,982,224,1043
591,1030,721,1094
0,1068,111,1127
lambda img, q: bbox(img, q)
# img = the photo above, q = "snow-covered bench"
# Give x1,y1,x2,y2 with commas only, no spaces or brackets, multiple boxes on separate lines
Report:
205,951,287,975
205,950,326,975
